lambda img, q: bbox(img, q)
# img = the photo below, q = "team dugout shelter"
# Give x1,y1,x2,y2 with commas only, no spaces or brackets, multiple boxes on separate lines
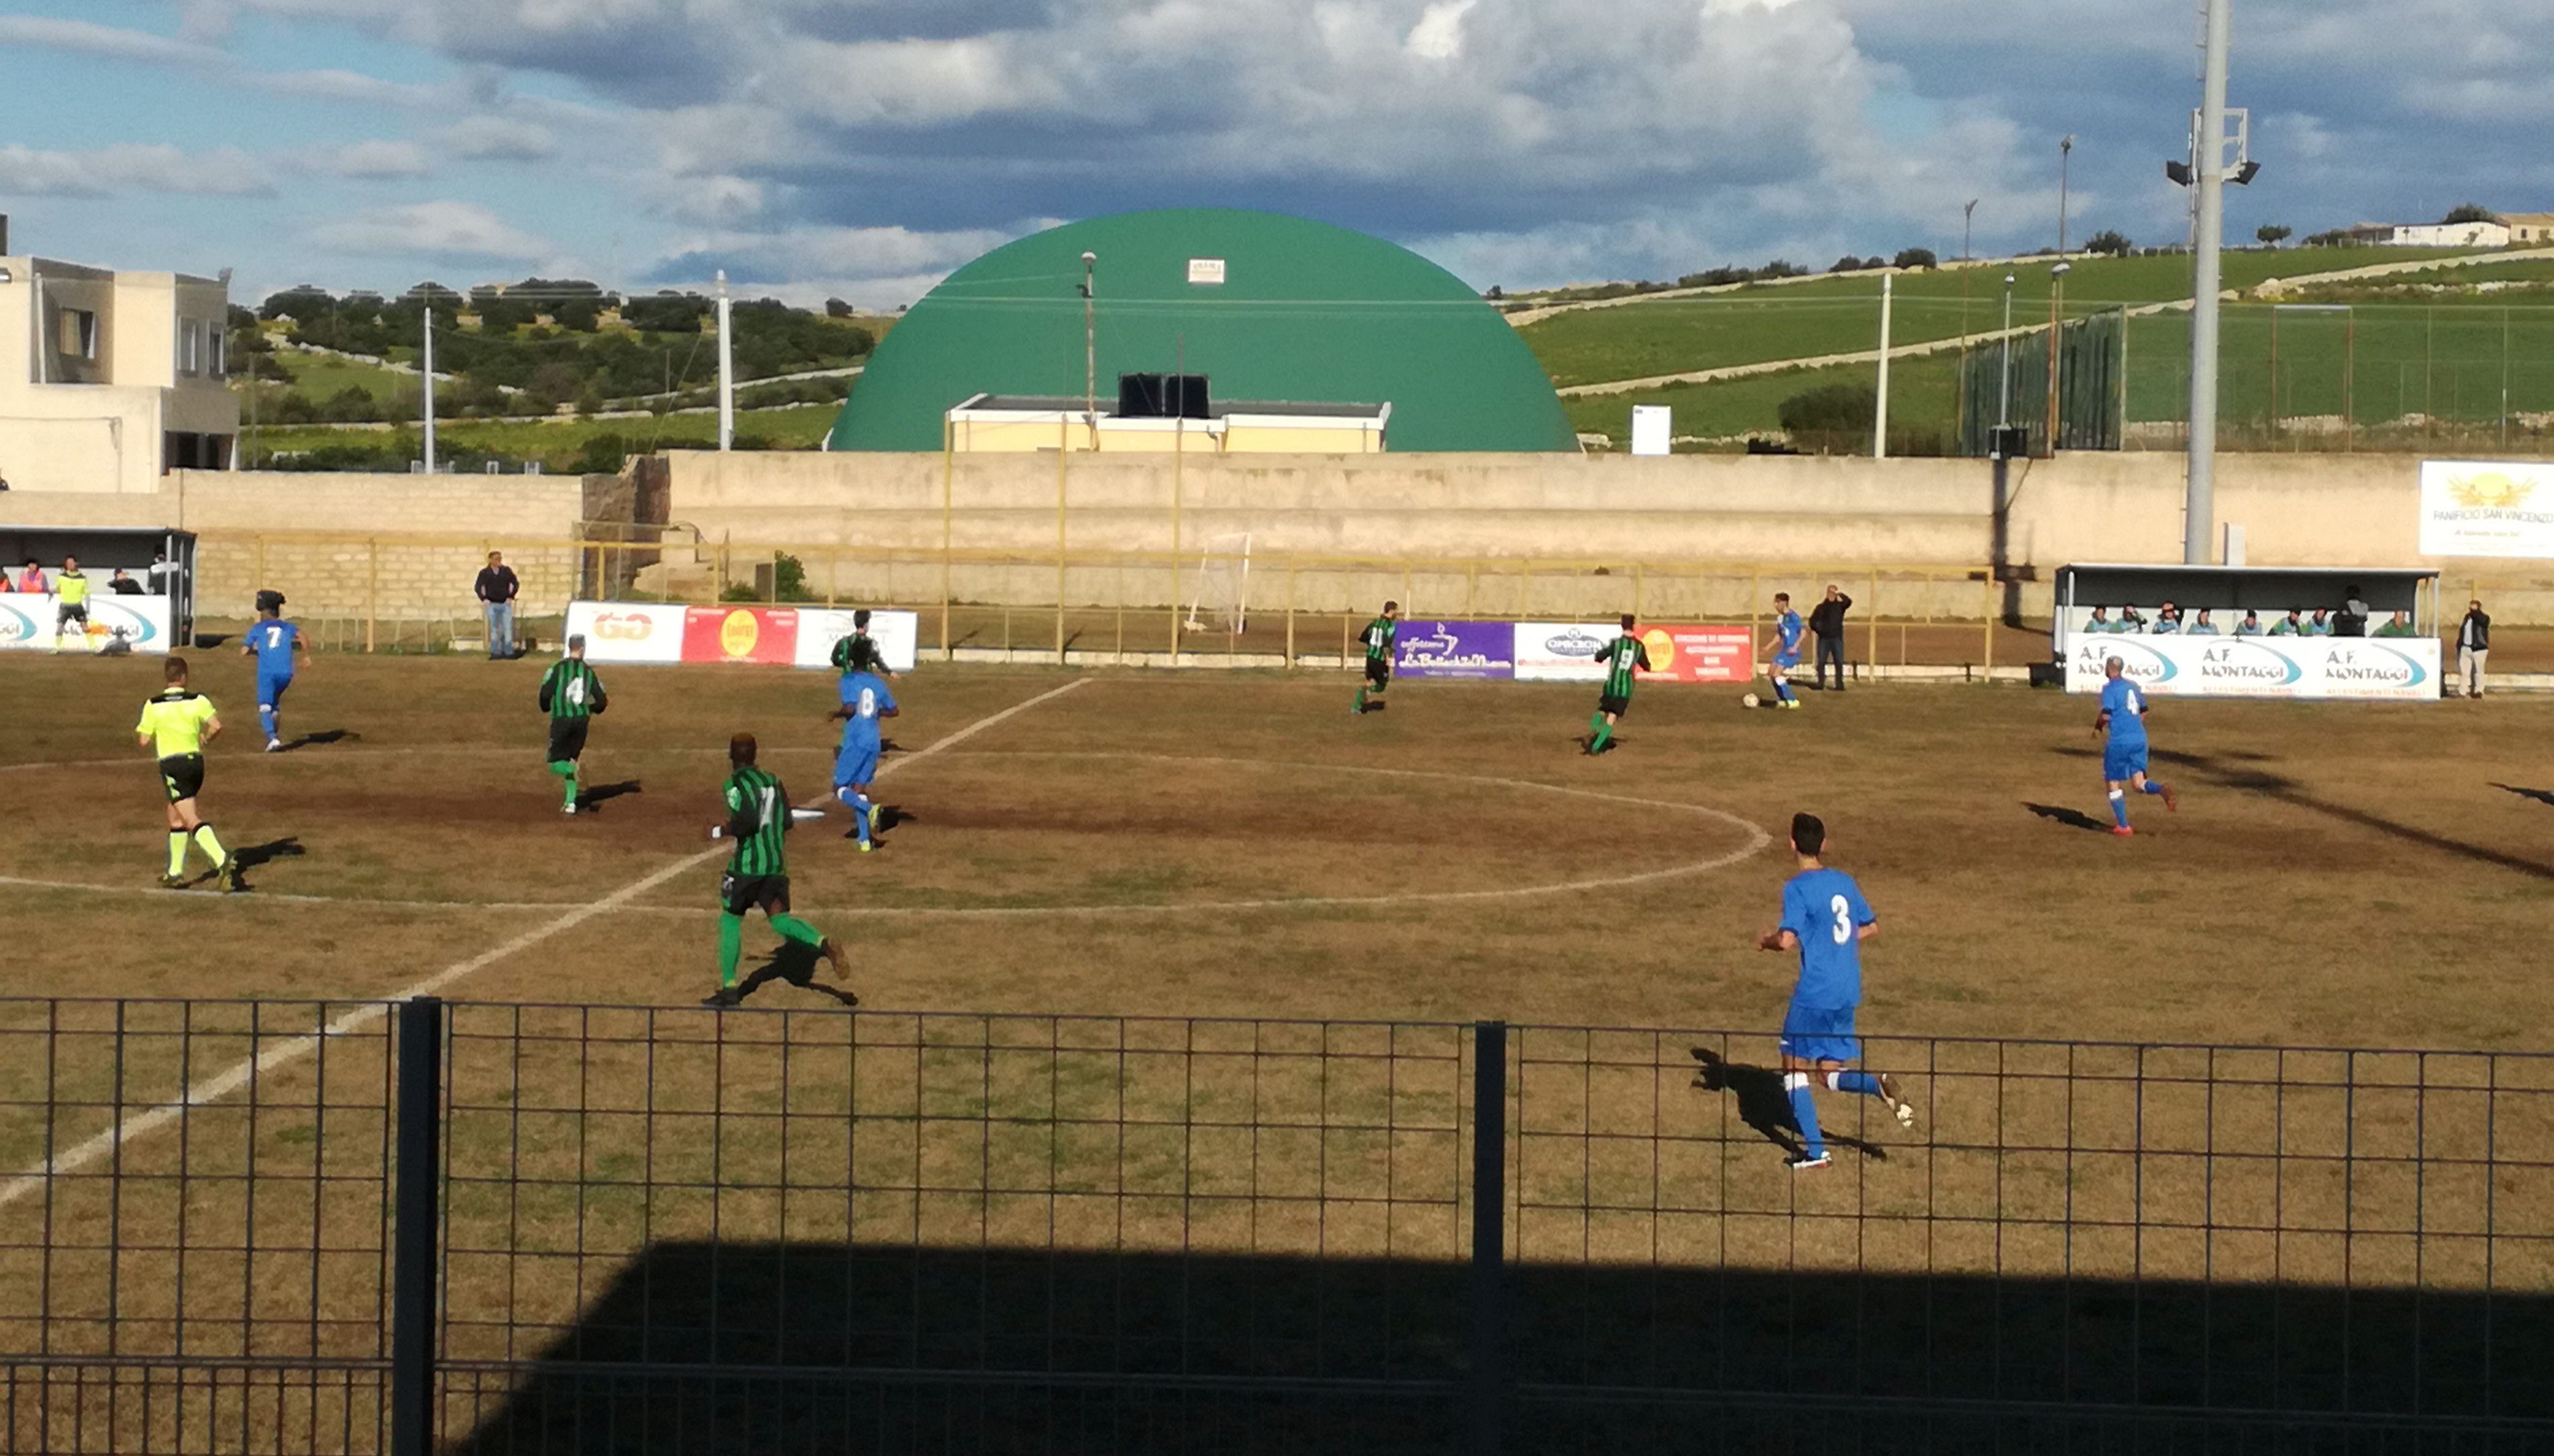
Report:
0,525,197,649
2054,564,2445,700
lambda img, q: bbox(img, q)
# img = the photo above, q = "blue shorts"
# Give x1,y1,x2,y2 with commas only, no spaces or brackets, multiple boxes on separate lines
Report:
1773,650,1801,671
2103,741,2149,783
833,742,879,790
1780,1000,1860,1064
257,673,293,710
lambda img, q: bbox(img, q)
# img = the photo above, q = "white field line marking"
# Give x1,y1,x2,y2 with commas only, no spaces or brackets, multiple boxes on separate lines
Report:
0,677,1088,1213
0,744,845,774
0,746,1769,920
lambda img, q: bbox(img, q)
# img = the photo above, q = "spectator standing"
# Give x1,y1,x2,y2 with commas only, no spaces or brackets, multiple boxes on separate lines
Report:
17,559,47,594
475,551,521,660
2457,599,2490,699
1807,584,1853,691
108,569,143,596
2337,585,2371,637
146,551,182,596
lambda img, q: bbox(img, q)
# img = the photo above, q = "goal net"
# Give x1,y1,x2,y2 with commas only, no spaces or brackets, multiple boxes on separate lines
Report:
1184,532,1252,634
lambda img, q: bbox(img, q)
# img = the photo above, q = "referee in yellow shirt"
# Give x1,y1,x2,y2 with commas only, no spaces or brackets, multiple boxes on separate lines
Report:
53,555,90,653
136,655,241,891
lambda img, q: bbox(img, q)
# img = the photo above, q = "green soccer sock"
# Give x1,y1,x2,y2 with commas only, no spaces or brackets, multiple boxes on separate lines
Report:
192,823,228,868
548,759,578,807
166,833,188,877
718,912,744,989
769,914,825,949
1589,720,1614,753
1355,685,1367,711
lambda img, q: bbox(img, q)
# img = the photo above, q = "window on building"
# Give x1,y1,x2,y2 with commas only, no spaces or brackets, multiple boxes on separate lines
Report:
57,308,97,360
208,325,227,377
180,320,201,375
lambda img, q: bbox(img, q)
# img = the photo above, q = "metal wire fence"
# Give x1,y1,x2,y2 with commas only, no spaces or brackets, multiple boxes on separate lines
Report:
2,997,2551,1453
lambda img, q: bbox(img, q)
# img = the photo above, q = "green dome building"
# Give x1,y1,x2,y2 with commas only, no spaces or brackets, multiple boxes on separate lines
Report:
826,208,1576,453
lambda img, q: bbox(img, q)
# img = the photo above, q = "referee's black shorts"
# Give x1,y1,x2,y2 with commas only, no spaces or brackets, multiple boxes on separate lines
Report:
547,717,590,765
158,753,205,804
720,873,790,917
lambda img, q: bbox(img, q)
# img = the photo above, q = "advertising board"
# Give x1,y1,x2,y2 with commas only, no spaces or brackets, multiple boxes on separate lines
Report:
2063,634,2439,701
1392,620,1516,679
2419,460,2554,559
0,593,174,653
1511,621,1615,682
1634,625,1753,683
792,609,921,672
564,602,921,671
562,602,685,664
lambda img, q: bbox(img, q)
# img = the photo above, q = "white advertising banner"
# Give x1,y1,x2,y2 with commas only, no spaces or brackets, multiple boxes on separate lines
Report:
2065,634,2440,701
1511,621,1616,682
0,593,175,653
562,601,687,664
2419,460,2554,558
790,608,920,672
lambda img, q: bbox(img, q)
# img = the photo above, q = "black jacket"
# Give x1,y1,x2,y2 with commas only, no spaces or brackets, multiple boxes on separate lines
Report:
2459,610,2491,651
475,566,520,604
1807,596,1853,639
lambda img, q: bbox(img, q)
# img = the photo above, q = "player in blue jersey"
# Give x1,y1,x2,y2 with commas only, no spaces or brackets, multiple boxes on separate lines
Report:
1761,593,1805,709
1755,812,1914,1170
238,591,307,752
827,667,900,851
2094,656,2177,836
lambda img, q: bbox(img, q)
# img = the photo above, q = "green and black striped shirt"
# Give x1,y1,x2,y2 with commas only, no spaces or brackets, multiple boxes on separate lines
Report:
723,766,790,877
539,660,605,720
1597,635,1650,698
830,631,875,673
1361,617,1396,663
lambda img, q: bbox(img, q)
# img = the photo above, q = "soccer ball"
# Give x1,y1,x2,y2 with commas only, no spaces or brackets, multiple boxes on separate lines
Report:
1740,693,1761,709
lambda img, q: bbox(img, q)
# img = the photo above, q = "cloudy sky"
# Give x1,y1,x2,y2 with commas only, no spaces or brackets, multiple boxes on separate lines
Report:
0,0,2545,307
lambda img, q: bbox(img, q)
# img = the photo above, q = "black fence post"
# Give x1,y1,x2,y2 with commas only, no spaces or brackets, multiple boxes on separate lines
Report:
391,996,444,1456
1468,1020,1508,1456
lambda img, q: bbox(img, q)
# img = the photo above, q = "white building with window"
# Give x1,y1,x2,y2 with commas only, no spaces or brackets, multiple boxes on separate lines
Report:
0,254,238,493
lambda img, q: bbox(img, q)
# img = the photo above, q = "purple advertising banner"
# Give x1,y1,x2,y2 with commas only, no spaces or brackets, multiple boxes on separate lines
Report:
1393,619,1517,679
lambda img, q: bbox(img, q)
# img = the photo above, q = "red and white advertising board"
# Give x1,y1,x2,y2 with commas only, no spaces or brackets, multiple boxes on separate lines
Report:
564,602,919,671
1635,625,1754,683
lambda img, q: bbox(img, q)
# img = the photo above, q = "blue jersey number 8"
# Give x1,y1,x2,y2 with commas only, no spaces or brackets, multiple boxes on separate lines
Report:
1830,894,1851,945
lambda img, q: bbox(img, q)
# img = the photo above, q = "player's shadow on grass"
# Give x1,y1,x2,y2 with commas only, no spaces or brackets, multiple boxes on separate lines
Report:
2493,782,2554,809
2058,747,2554,880
730,937,859,1008
231,837,304,871
2021,801,2111,833
282,729,356,752
576,780,642,811
1688,1047,1885,1161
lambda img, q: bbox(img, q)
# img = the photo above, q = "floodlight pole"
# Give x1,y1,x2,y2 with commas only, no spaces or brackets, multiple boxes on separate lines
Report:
421,305,437,473
715,270,734,453
1873,273,1893,458
2186,0,2232,563
1998,274,2016,431
1081,252,1098,451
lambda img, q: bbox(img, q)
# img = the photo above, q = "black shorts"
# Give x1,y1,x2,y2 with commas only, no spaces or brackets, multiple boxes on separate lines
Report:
57,602,88,628
1598,693,1631,718
720,873,790,918
547,717,590,765
159,753,204,804
1365,658,1391,687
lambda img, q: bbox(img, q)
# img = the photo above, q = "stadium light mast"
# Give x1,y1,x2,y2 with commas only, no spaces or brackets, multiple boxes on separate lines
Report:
1998,273,2016,433
1080,252,1098,451
715,270,734,453
2184,0,2232,563
421,302,437,473
1873,271,1893,458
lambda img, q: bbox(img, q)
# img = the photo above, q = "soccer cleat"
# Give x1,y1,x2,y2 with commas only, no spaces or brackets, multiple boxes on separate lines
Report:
561,803,578,816
219,863,245,894
819,938,846,974
868,804,882,833
2161,784,2180,813
857,839,875,853
265,739,284,753
158,873,187,890
1879,1073,1918,1131
1786,1152,1832,1172
1781,698,1802,710
2110,825,2135,837
701,988,741,1010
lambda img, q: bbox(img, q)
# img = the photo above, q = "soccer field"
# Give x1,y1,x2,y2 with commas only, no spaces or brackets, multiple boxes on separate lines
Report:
5,652,2554,1046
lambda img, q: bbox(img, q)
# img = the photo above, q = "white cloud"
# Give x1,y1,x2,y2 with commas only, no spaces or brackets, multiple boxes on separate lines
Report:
1405,0,1476,61
311,139,434,178
311,200,554,260
0,143,274,198
437,115,559,160
0,16,228,68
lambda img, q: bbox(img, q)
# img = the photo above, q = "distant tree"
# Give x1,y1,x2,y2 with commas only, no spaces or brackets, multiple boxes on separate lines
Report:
826,297,856,317
2084,230,2133,257
1758,259,1805,279
525,361,583,411
1832,255,1866,273
2442,203,2500,225
260,285,335,322
1863,255,1886,270
1893,247,1939,270
2256,224,2292,247
2302,228,2353,247
1778,383,1878,453
1482,286,1502,302
402,281,464,311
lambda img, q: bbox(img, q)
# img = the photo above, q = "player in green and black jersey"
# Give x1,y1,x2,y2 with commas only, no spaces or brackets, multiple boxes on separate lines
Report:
704,733,845,1006
1355,601,1399,715
828,609,894,677
1582,613,1651,755
537,635,608,815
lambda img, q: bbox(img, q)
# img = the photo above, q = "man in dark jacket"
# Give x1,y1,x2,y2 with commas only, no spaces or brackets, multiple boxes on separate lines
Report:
1808,584,1853,690
474,551,521,660
2457,599,2490,699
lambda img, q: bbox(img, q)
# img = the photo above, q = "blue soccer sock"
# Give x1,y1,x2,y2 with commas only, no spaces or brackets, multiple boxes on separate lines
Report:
1784,1073,1826,1157
1831,1070,1883,1096
259,704,278,741
838,787,872,844
1772,677,1794,703
2109,789,2130,827
2141,781,2168,796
